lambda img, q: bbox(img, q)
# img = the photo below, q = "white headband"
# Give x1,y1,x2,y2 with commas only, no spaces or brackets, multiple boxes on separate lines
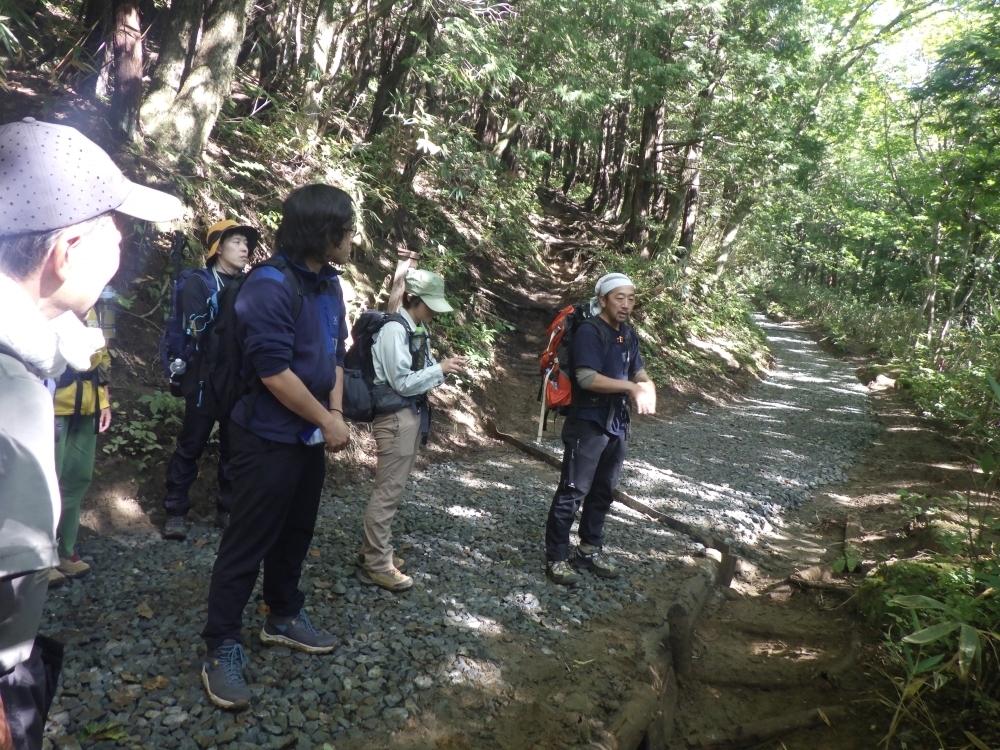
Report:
590,272,635,314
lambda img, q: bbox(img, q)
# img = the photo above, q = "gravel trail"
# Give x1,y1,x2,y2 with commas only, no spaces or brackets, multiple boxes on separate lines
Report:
40,318,878,750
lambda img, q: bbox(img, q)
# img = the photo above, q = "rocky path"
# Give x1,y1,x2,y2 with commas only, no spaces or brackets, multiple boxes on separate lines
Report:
40,319,879,750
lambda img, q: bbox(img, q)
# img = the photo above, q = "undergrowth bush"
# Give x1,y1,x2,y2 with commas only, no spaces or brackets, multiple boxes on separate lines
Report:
104,390,186,470
594,253,769,385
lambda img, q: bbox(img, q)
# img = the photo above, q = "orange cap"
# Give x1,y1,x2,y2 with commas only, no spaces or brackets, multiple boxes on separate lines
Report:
205,219,259,260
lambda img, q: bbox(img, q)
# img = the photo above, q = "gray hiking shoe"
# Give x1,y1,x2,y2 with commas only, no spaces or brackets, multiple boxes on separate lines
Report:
546,560,582,586
163,515,189,541
573,544,620,579
202,639,251,710
259,609,337,654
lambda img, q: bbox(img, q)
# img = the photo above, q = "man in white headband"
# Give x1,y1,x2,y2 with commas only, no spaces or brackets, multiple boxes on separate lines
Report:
545,272,656,586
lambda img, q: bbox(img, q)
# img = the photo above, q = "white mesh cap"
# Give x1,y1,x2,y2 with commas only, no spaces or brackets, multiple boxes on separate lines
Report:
0,117,183,236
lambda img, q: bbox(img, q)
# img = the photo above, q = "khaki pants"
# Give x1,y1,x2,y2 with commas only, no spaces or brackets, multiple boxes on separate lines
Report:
362,407,421,573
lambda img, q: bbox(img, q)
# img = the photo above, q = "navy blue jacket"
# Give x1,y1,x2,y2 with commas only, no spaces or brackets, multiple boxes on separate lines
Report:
231,255,348,443
571,316,643,435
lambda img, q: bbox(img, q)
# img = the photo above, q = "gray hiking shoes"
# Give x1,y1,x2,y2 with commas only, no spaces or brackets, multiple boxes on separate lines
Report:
202,639,251,710
548,545,621,585
546,560,582,586
573,543,621,578
259,609,337,654
163,515,189,541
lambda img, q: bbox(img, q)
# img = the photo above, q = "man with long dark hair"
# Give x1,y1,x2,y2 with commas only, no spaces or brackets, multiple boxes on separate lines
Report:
200,184,353,709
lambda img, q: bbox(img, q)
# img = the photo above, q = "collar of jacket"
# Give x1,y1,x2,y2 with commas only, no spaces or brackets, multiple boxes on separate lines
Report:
0,273,105,379
277,254,343,283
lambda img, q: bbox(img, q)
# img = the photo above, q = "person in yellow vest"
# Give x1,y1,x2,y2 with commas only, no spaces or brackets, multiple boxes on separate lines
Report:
48,308,112,586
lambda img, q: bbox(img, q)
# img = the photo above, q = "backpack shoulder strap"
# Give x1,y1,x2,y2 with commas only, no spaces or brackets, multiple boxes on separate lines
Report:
578,315,613,353
385,312,410,333
195,266,217,292
257,256,304,321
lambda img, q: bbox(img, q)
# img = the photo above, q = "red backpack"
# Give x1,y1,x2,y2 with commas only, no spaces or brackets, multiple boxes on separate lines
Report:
539,302,591,411
538,303,626,438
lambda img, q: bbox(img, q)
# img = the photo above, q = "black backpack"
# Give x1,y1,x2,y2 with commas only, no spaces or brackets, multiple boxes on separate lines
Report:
159,267,216,385
342,310,410,423
198,256,303,421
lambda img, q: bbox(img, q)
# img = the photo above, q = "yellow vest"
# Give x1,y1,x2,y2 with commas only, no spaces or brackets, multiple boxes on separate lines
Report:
53,309,111,417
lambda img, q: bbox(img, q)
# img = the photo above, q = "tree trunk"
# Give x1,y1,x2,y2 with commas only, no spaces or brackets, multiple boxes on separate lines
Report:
301,0,361,137
712,180,754,279
79,0,112,97
474,95,500,148
621,101,662,251
678,142,703,253
495,86,524,173
366,6,436,141
110,0,142,141
605,101,631,218
140,0,253,159
561,137,580,194
544,136,563,186
584,109,613,213
140,0,204,133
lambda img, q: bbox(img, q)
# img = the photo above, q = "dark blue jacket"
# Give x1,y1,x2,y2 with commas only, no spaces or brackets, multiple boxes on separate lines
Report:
570,316,643,435
231,255,348,443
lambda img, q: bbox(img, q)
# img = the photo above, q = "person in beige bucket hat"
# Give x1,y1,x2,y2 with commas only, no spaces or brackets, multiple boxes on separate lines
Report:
0,117,181,749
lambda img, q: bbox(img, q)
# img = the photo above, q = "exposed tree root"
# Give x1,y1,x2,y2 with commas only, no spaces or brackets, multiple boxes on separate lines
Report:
677,706,847,749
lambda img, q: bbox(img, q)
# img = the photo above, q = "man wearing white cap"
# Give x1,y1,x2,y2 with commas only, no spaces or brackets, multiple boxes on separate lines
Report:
545,273,656,586
0,118,181,748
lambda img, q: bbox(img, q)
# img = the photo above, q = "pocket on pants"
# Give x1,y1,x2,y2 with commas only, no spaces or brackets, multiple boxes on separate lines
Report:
393,409,419,458
373,413,400,458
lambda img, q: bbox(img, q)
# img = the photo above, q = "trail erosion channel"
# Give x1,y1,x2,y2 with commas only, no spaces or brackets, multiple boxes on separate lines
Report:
42,319,880,750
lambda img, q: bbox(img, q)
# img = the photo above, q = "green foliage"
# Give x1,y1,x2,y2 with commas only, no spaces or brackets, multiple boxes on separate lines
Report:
853,375,1000,745
103,391,185,471
78,721,128,742
593,251,769,386
432,310,516,370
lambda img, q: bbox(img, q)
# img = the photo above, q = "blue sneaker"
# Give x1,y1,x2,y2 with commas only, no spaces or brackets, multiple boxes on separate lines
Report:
259,609,337,654
202,639,251,709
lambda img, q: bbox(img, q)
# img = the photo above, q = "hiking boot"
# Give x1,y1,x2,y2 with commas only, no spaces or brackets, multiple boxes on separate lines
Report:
572,544,620,579
259,609,337,654
202,639,251,710
356,552,405,570
357,566,414,593
57,555,91,579
47,568,67,588
215,511,230,530
163,515,189,541
546,560,582,586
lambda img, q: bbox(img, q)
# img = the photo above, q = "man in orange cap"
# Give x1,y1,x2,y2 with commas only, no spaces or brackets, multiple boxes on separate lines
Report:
163,220,258,540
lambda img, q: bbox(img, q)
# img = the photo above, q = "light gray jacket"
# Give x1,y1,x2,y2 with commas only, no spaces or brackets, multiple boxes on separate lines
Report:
0,274,103,671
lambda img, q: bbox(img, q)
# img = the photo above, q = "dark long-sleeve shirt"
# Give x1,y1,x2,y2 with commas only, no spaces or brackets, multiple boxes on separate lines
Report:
570,317,643,435
230,256,348,443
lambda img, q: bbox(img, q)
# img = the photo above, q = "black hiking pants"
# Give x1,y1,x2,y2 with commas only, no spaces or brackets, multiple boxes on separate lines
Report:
202,423,325,650
545,417,627,561
164,394,232,516
0,636,63,750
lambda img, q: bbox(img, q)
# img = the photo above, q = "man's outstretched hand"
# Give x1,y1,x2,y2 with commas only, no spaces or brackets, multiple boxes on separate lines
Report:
631,381,657,415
